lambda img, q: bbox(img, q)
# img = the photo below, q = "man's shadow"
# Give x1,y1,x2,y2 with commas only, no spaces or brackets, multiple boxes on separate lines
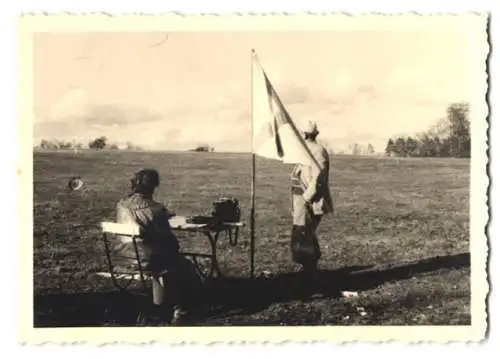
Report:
33,252,470,327
199,252,470,321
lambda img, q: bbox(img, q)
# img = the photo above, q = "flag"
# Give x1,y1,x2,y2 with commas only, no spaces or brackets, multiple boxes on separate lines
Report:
251,51,322,172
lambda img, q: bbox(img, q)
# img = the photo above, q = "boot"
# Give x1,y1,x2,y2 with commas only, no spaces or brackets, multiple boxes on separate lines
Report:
145,303,172,326
290,225,307,265
170,305,188,325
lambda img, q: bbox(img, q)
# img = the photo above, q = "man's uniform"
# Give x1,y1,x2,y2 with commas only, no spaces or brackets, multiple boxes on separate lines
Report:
114,192,179,273
290,123,333,270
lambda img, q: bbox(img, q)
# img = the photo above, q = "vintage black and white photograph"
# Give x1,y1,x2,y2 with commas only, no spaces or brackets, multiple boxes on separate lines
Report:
20,13,488,342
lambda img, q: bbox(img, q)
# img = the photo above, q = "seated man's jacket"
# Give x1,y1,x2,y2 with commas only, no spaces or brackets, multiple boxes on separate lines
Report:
113,192,179,269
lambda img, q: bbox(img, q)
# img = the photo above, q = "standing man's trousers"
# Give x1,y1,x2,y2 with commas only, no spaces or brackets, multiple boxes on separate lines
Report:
291,193,322,269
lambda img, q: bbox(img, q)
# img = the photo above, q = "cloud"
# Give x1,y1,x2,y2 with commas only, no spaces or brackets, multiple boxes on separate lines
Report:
34,27,484,152
275,83,310,105
35,75,462,153
47,88,89,121
83,104,164,126
36,100,167,144
43,88,166,127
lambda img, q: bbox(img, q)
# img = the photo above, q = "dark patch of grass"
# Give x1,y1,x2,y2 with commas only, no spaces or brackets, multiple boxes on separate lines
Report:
33,151,470,326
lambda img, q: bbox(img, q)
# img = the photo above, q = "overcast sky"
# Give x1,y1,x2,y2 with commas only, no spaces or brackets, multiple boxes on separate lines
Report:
33,19,486,153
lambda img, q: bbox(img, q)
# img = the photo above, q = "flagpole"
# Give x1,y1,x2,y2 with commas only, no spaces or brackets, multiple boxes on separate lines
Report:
250,49,256,278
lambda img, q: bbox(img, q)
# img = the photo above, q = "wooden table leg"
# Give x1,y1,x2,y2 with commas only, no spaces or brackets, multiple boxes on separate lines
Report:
205,231,221,279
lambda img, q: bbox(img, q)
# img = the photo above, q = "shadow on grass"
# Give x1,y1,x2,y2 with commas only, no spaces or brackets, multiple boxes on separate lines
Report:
34,252,470,327
203,252,470,321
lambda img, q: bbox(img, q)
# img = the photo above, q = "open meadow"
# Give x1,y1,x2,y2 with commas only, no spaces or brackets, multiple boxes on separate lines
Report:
33,150,471,326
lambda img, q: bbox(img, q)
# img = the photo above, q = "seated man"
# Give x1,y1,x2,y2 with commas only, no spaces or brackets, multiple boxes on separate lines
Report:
113,168,200,324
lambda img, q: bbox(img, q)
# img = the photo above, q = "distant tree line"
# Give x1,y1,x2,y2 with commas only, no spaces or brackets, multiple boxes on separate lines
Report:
385,102,471,158
346,143,376,156
36,136,143,151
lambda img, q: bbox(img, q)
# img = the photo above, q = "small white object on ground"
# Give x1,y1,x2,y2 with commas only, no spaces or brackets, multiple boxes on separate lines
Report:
341,291,359,298
261,270,272,278
356,306,368,316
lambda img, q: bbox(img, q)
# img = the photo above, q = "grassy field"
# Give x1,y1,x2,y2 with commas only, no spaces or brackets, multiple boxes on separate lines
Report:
33,150,470,326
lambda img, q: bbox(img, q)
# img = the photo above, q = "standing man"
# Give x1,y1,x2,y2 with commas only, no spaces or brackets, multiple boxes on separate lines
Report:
290,121,333,275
